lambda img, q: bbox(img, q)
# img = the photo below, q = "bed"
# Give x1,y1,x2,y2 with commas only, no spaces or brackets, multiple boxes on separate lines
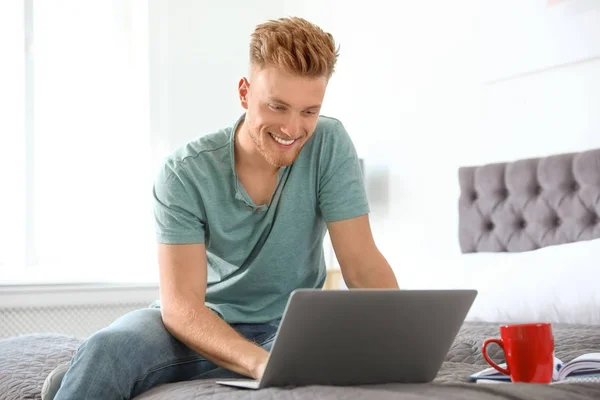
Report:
1,147,600,399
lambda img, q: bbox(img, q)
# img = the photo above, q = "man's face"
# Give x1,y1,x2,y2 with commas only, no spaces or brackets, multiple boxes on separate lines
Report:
238,66,327,167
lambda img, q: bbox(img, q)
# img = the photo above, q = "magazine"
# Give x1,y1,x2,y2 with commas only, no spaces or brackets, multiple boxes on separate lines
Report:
469,353,600,383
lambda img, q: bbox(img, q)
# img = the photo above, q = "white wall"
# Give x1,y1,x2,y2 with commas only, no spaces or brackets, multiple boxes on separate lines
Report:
149,0,284,159
281,1,484,279
149,1,600,286
285,0,600,285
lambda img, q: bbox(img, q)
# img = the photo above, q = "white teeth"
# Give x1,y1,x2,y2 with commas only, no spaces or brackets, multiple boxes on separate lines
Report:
270,132,295,145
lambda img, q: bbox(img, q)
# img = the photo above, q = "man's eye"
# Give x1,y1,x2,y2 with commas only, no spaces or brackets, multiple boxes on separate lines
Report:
269,104,285,111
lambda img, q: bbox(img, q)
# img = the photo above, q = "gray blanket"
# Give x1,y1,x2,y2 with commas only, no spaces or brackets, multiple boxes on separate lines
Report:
134,322,600,400
134,378,600,400
0,334,79,400
1,322,599,400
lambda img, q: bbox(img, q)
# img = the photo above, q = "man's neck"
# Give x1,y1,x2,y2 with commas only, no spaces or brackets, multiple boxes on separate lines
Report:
234,121,279,177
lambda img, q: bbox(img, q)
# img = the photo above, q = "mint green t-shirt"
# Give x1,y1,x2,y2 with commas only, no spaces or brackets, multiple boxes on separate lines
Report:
152,114,369,323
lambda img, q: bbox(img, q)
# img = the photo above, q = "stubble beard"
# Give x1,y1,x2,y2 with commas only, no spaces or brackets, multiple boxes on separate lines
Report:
249,128,301,168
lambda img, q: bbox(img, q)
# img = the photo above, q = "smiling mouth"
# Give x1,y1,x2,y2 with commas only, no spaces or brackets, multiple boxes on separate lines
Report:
269,132,296,146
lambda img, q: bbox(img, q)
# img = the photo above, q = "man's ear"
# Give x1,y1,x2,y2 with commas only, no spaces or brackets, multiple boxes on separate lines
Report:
238,77,250,110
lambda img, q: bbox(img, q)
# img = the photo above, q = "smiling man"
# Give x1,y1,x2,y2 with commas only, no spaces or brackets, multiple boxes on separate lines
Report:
49,16,398,400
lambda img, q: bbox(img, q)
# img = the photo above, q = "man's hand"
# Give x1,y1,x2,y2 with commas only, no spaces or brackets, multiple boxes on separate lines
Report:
158,243,271,378
251,355,269,381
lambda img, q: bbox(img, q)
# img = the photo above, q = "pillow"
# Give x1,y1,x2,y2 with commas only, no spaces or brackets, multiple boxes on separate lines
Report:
408,238,600,325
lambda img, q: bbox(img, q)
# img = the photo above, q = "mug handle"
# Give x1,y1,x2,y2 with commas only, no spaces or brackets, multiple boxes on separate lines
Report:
482,338,510,376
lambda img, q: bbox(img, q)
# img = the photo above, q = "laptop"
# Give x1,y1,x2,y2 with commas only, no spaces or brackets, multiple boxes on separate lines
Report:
216,288,477,389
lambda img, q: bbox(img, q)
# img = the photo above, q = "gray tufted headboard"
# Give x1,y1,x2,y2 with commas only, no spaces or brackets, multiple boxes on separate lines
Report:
458,148,600,253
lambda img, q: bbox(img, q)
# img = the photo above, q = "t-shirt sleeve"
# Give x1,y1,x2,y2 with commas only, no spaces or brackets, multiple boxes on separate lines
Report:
318,119,370,222
152,161,206,244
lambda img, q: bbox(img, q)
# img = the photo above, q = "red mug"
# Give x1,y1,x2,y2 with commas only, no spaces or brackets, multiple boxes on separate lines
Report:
482,322,554,383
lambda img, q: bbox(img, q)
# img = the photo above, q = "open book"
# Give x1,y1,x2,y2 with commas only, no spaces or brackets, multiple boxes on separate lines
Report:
469,353,600,383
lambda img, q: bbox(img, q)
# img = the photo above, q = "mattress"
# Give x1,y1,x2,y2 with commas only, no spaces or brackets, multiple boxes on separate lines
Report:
1,321,599,400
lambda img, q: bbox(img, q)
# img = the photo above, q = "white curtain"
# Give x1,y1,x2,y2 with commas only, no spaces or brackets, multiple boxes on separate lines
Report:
0,1,157,284
0,3,27,280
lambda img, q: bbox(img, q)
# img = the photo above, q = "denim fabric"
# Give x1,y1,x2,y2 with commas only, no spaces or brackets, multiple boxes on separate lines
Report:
54,307,279,399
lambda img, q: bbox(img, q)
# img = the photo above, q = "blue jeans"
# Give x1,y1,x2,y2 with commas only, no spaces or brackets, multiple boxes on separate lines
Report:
54,305,279,399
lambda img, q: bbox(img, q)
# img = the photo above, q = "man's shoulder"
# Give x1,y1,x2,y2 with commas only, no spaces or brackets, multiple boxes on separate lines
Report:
311,115,353,148
162,127,232,172
315,115,344,133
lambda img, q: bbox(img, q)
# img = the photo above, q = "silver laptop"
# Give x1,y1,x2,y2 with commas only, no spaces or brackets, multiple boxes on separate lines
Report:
217,288,477,389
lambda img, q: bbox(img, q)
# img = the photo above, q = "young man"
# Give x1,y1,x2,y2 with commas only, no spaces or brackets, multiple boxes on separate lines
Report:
48,16,398,400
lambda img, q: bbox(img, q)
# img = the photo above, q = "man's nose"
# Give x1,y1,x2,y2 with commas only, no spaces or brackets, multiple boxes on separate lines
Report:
280,115,301,138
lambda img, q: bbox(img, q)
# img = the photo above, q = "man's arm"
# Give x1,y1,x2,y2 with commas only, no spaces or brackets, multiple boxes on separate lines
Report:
327,214,399,289
158,243,269,379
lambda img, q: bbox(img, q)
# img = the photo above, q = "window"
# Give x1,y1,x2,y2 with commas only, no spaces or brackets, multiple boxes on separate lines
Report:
0,1,157,284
